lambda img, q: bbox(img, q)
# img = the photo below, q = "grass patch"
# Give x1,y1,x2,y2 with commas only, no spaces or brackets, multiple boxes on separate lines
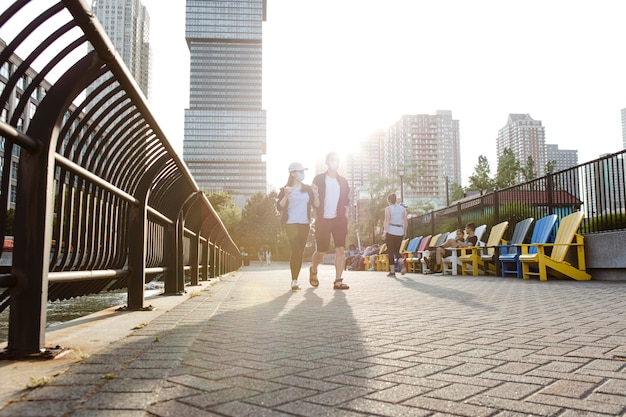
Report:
72,349,90,361
26,376,50,389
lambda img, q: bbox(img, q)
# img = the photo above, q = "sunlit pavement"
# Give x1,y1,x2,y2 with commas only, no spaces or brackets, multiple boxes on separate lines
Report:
1,262,625,416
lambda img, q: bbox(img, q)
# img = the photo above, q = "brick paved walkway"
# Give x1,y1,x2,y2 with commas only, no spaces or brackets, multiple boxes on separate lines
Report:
1,263,625,416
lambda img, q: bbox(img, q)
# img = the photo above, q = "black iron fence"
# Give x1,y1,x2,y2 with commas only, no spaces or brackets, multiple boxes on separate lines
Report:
408,150,626,241
0,0,240,357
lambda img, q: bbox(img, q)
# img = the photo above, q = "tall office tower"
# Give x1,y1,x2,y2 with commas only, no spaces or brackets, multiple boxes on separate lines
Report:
497,114,546,179
91,0,151,98
621,108,626,149
386,110,460,205
183,0,267,207
546,144,578,172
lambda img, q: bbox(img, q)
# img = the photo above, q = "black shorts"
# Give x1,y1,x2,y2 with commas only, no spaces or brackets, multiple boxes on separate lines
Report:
315,216,347,252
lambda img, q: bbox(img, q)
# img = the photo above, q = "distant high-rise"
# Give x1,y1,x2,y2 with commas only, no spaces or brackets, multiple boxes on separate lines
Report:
345,130,384,198
497,114,546,179
183,0,267,206
386,110,460,204
546,144,578,172
91,0,151,98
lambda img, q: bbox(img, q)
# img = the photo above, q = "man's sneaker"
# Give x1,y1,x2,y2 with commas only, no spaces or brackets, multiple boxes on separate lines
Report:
291,280,300,291
386,272,396,277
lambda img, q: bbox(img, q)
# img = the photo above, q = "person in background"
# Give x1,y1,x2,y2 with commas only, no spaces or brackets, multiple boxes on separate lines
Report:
382,193,408,277
345,243,360,270
276,162,318,290
309,152,351,289
359,243,380,271
258,247,264,266
429,223,477,274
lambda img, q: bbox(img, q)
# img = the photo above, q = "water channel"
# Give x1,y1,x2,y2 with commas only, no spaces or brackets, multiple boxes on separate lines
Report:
0,284,163,344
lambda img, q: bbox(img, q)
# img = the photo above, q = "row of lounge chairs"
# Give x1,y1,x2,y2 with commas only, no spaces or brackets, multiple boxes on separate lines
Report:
398,211,590,281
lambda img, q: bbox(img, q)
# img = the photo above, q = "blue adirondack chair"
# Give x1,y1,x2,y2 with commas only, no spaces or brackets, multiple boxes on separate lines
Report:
500,214,557,278
398,236,421,271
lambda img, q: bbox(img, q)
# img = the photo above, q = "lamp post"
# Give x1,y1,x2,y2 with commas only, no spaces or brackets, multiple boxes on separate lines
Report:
445,176,450,206
398,167,405,203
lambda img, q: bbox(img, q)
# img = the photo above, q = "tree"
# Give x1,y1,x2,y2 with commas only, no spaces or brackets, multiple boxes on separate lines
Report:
521,155,536,182
362,172,396,244
467,155,495,192
449,182,465,203
545,159,557,174
206,191,241,232
234,191,284,258
495,148,520,188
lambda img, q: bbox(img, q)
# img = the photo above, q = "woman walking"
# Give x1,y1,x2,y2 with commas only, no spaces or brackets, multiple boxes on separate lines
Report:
276,162,319,290
382,193,408,277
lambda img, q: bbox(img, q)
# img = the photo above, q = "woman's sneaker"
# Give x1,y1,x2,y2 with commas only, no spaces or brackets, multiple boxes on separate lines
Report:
291,280,300,291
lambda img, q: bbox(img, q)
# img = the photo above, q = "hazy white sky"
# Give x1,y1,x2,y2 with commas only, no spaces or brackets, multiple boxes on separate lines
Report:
118,1,626,189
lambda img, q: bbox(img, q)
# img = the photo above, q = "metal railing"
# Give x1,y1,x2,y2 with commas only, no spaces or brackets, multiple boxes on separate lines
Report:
0,0,240,357
408,149,626,240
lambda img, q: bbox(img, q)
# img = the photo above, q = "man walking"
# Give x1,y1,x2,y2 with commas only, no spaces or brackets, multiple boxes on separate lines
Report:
309,152,350,289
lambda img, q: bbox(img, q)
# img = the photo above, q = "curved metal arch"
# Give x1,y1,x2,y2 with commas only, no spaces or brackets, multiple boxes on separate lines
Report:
70,95,133,165
180,191,206,228
118,134,166,193
199,202,240,261
85,103,143,175
9,35,88,127
152,175,195,221
60,80,126,149
56,70,115,154
0,2,67,66
100,114,148,180
148,168,192,218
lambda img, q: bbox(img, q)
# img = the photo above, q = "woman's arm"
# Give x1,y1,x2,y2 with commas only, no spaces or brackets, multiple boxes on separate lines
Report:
383,206,390,235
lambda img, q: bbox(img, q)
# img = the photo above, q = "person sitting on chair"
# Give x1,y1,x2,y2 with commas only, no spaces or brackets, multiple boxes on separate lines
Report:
429,223,478,273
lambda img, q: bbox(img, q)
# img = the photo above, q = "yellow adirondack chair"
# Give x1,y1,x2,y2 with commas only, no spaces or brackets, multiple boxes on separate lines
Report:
377,238,409,271
443,224,486,276
364,243,386,271
460,221,509,276
407,235,431,273
421,232,449,273
518,211,591,281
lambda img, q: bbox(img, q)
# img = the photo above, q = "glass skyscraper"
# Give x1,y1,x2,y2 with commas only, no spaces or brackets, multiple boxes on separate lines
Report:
91,0,151,98
184,0,267,207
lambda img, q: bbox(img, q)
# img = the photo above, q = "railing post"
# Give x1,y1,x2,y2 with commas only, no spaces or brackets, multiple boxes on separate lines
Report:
209,242,216,278
164,223,178,294
430,211,435,235
127,154,170,309
201,239,209,281
177,211,185,292
546,172,554,215
189,233,199,286
494,188,500,223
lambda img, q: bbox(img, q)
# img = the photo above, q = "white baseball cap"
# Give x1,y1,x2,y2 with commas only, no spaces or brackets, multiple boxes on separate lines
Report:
288,162,307,172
